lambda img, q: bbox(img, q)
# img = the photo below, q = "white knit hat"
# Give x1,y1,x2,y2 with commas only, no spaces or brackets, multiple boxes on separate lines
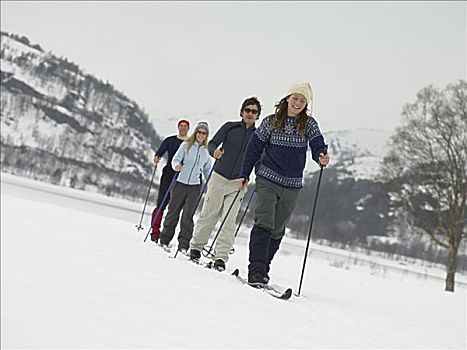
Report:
285,82,313,107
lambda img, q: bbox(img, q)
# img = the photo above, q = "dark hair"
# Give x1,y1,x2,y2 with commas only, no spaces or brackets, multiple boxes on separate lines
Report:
240,96,262,118
273,97,309,136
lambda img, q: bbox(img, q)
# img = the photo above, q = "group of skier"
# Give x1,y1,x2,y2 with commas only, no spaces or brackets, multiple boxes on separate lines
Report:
148,82,330,286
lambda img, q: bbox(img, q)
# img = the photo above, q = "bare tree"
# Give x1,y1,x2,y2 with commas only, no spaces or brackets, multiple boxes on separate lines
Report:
380,80,467,292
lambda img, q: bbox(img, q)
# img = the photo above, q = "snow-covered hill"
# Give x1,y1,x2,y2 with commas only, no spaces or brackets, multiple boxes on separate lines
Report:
0,31,161,199
2,173,465,348
305,128,392,180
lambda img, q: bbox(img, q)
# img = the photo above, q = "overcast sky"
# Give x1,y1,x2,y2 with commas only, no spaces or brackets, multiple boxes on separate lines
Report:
1,1,465,137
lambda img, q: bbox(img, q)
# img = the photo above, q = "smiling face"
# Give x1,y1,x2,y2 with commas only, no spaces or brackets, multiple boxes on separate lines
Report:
195,128,207,143
286,93,307,117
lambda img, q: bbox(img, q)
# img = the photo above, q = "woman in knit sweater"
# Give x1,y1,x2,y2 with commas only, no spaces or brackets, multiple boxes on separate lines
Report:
238,82,330,285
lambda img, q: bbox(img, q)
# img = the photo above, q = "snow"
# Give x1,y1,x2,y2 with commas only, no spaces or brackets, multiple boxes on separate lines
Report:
1,173,466,349
0,35,44,61
1,35,70,101
2,106,71,149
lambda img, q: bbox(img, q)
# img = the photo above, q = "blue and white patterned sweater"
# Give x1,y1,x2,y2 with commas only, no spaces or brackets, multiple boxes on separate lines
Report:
240,114,327,188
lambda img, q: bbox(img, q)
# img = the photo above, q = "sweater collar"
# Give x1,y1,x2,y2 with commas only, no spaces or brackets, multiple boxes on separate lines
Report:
241,120,256,130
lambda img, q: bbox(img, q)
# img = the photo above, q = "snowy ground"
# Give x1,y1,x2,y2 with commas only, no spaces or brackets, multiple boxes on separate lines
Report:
1,173,466,349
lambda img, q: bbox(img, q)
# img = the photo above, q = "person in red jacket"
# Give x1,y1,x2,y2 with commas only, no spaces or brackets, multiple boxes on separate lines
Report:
150,119,190,243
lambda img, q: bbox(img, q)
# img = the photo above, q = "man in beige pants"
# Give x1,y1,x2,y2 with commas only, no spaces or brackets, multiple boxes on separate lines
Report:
189,97,262,271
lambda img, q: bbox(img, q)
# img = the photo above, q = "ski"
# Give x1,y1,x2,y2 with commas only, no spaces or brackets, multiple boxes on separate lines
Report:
189,257,210,267
167,248,224,272
204,261,226,272
182,255,216,270
231,269,293,300
176,252,224,271
189,259,222,271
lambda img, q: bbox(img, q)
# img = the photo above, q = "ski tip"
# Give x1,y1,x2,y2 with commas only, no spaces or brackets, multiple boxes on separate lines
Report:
231,268,240,276
281,288,293,300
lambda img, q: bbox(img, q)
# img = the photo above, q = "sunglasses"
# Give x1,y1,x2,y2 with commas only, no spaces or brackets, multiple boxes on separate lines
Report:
243,108,259,115
197,130,207,135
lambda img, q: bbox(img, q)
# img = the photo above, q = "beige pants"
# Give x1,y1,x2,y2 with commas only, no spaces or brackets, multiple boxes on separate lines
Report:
190,172,245,262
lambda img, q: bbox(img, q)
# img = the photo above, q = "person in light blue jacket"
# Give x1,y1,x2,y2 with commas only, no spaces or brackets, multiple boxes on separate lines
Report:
159,121,213,253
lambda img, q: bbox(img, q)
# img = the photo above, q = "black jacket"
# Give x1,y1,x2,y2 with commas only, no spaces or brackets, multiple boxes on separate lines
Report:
208,121,256,180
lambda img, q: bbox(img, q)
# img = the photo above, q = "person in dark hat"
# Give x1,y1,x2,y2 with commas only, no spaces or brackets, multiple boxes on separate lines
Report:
150,119,190,243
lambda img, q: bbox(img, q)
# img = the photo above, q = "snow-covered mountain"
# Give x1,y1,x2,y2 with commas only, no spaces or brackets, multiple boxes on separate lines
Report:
0,31,162,199
314,128,392,180
292,129,393,244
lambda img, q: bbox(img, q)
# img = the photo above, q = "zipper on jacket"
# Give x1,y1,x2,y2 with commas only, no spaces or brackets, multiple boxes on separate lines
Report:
187,145,200,184
230,126,249,178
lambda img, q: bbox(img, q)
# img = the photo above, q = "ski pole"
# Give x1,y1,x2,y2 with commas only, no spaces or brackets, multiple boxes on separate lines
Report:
143,172,179,242
296,165,324,296
190,163,216,219
135,163,158,231
172,162,217,259
229,189,255,254
202,189,242,258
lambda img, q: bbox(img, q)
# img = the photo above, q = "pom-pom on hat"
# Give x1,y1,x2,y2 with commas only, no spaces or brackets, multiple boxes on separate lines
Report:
285,82,313,107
